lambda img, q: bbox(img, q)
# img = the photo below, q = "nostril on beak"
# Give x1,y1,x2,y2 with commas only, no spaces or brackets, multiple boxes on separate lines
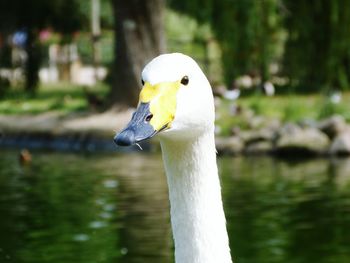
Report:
145,114,153,122
114,129,136,146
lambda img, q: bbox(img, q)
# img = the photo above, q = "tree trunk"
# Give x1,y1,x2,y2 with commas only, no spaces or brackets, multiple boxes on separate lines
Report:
24,30,41,93
109,0,166,107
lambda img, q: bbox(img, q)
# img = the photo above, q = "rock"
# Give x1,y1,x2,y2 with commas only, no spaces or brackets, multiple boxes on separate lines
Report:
278,123,300,135
247,116,282,131
298,118,319,129
330,128,350,155
317,115,347,139
216,136,244,155
240,119,280,144
266,118,282,131
230,126,241,136
241,128,276,144
275,124,330,154
245,141,273,154
213,85,227,98
240,108,255,122
248,116,266,129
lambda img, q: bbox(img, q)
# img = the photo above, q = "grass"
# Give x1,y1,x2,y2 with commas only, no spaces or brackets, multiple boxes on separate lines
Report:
0,83,108,115
243,93,350,121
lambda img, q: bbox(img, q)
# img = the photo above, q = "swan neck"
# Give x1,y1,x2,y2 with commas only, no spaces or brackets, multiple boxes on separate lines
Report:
160,132,232,263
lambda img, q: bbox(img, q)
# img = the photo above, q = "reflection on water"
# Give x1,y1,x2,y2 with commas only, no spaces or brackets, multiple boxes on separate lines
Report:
220,157,350,263
0,151,172,263
0,150,350,263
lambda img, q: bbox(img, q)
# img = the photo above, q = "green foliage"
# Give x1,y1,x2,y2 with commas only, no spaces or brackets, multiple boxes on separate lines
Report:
282,97,311,122
283,0,350,91
318,100,350,121
247,95,266,116
165,10,216,76
215,0,283,85
169,0,284,86
0,78,10,98
169,0,350,92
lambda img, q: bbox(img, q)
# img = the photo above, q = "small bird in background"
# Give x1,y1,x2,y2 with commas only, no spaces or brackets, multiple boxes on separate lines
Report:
19,149,32,165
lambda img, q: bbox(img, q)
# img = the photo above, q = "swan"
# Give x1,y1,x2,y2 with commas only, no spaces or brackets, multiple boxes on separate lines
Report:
114,53,232,263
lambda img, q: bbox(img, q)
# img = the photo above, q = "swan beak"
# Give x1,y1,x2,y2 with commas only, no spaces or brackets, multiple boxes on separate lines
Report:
114,102,156,146
114,80,181,147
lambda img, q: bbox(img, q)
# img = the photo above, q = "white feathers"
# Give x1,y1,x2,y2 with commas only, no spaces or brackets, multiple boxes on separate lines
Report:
142,53,232,263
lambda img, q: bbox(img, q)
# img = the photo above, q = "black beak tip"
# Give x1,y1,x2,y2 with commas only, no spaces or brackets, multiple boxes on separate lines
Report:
114,130,136,146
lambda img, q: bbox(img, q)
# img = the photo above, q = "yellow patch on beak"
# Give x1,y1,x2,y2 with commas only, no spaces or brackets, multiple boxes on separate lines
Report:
139,81,181,131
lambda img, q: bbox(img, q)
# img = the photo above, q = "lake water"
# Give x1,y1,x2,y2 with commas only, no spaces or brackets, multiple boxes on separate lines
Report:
1,150,350,263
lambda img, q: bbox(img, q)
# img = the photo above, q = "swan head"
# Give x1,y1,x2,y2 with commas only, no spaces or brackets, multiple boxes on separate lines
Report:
114,53,215,146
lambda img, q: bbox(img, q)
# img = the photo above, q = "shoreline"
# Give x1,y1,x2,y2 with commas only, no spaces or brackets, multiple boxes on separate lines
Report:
1,111,350,157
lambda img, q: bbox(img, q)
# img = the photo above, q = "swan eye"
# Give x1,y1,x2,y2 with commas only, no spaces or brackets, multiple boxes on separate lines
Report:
141,79,145,86
181,76,189,85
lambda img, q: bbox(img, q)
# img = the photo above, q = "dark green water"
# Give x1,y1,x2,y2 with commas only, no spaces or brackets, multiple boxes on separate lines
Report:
1,150,350,263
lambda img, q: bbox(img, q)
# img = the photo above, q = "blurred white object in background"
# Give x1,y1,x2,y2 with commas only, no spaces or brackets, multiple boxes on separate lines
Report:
235,75,253,88
223,89,240,101
330,91,342,104
263,81,275,96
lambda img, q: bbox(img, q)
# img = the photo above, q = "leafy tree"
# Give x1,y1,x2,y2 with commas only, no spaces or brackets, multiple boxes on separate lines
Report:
283,0,350,91
169,0,282,87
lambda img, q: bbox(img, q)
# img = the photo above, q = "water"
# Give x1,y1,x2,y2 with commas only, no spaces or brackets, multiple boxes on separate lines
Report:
1,150,350,263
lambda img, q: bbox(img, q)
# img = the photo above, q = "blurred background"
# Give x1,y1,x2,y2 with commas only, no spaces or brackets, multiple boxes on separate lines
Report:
1,0,350,262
